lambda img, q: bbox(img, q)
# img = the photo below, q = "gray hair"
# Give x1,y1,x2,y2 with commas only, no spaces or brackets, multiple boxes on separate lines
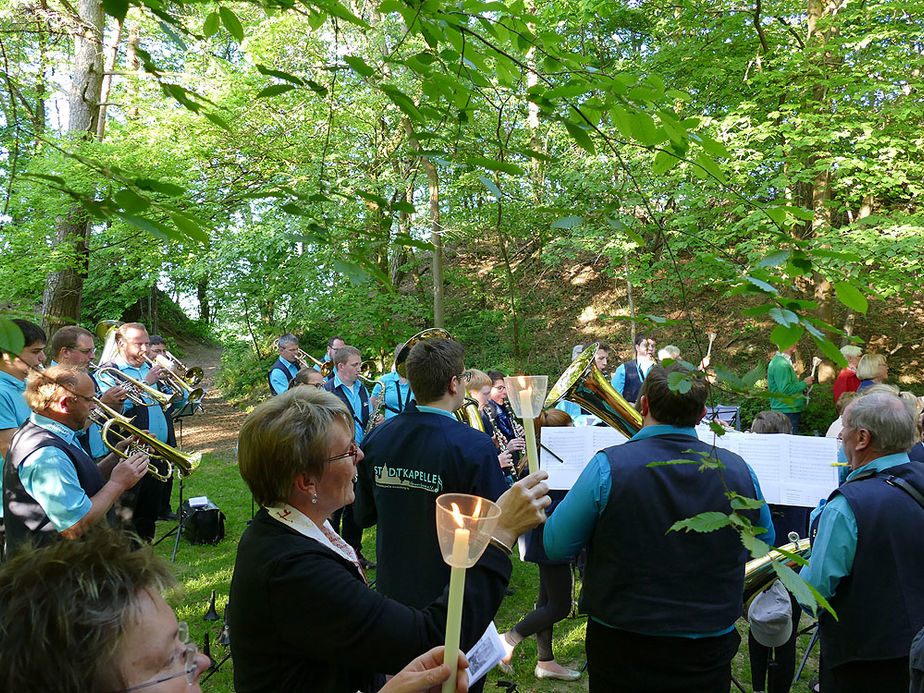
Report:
840,344,862,359
843,393,916,454
277,334,298,349
658,345,681,361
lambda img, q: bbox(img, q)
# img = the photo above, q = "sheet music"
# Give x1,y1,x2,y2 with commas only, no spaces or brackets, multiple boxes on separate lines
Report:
540,427,627,490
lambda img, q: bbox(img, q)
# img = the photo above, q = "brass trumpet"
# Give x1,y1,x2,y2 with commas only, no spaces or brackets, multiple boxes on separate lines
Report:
295,349,334,378
545,342,643,437
144,356,204,404
88,399,201,481
92,364,176,409
152,350,204,386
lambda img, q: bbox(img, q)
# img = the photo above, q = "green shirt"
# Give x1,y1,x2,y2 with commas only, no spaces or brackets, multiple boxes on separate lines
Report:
767,353,807,413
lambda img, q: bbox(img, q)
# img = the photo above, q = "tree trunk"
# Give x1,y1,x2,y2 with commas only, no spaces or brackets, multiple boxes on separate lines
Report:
41,0,105,335
96,18,123,140
197,279,210,325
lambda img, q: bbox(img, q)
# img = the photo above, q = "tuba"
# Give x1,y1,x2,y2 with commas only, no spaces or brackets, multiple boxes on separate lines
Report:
454,396,486,432
88,399,201,481
393,328,452,378
545,342,643,437
743,537,811,606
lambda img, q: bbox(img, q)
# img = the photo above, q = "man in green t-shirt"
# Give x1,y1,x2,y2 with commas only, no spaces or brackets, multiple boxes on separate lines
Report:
767,344,815,433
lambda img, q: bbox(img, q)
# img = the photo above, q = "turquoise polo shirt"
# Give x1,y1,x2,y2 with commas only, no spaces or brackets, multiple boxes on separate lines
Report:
16,413,94,532
0,370,31,518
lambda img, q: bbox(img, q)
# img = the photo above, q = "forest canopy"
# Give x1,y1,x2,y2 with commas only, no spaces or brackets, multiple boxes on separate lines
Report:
0,0,921,376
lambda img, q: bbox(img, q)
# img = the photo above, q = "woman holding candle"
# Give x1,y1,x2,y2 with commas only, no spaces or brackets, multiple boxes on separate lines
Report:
228,386,551,693
499,408,581,682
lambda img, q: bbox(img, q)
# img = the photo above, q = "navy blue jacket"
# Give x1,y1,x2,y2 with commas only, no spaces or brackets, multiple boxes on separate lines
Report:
354,402,508,609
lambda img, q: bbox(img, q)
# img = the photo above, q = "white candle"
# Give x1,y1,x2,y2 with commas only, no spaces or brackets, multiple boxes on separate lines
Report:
442,528,470,693
519,386,533,419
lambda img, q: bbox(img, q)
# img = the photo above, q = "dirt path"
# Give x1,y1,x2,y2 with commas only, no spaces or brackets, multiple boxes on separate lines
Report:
172,341,246,456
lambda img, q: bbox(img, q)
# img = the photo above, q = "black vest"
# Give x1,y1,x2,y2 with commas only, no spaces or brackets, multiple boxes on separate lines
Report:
622,359,643,402
812,463,924,668
324,379,369,430
268,359,296,394
3,421,105,556
580,434,757,634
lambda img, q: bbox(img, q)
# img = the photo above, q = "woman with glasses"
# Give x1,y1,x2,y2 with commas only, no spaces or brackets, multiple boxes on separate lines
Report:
229,386,551,693
0,528,210,693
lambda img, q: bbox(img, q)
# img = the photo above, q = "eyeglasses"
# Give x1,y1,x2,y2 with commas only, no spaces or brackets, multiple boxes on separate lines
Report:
455,371,472,384
68,347,96,355
118,622,199,691
328,441,359,463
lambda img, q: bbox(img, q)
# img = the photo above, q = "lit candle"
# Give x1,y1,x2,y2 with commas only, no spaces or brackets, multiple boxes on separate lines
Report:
519,384,533,418
517,376,539,475
443,512,470,693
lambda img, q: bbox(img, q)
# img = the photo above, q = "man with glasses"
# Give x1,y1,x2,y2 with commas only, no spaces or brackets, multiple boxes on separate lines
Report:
2,366,147,557
611,334,657,404
49,325,128,461
802,393,924,692
355,338,508,615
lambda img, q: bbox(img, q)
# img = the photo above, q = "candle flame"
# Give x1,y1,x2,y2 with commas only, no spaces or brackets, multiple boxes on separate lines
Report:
473,497,482,518
517,375,527,387
450,502,465,528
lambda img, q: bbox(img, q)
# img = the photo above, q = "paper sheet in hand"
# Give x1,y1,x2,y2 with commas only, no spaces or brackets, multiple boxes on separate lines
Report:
695,426,838,507
540,427,628,489
465,621,504,685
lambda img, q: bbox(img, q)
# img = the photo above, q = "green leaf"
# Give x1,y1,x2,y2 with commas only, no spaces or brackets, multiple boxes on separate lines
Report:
114,189,150,213
467,156,525,175
256,65,304,85
741,532,772,559
742,364,764,387
697,134,730,159
219,7,244,42
771,323,804,351
103,0,129,21
834,281,868,315
478,175,501,198
332,259,370,284
695,152,727,184
204,112,231,131
550,216,582,230
203,12,220,37
564,121,595,153
628,111,665,146
744,275,778,294
0,319,25,356
768,307,799,327
730,494,767,511
133,178,184,196
605,216,643,244
652,150,678,175
257,84,296,98
344,55,376,78
117,213,181,242
760,250,791,268
813,335,847,368
305,80,328,96
667,370,692,394
771,562,836,619
670,512,732,534
714,367,745,390
168,212,210,244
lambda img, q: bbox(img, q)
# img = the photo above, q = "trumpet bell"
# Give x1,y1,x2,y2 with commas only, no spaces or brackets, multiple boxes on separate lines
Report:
545,342,643,438
394,328,452,378
185,366,204,386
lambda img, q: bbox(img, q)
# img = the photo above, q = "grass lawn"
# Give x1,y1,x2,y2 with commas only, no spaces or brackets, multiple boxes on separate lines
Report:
158,448,820,692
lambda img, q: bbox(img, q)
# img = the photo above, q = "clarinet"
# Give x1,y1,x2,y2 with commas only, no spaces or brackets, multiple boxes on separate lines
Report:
482,402,516,486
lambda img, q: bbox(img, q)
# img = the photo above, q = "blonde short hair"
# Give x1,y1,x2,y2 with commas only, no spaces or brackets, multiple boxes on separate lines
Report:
856,353,886,381
238,387,352,507
24,365,83,411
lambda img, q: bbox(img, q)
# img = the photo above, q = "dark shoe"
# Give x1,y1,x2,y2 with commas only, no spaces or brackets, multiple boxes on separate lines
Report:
504,587,516,596
158,510,179,521
359,556,377,570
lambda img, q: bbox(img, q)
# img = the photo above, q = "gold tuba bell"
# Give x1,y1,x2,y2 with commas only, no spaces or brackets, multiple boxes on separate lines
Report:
545,343,643,438
743,537,811,607
88,399,201,481
453,396,486,432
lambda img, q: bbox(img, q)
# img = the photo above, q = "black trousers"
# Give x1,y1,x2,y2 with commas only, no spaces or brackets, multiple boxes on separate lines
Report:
822,656,909,693
511,563,572,661
586,619,739,693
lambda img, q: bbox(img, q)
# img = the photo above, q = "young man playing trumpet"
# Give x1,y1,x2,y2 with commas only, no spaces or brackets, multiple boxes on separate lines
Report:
97,322,186,540
3,366,147,557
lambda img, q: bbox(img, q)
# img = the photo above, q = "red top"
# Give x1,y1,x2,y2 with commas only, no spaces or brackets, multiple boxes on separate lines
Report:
833,368,861,404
